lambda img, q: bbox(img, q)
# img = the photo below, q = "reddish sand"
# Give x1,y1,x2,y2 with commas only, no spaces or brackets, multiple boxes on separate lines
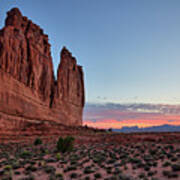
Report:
0,128,180,180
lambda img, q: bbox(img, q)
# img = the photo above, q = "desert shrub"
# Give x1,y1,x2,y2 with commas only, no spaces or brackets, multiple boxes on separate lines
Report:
94,173,102,178
56,173,63,178
152,161,157,167
139,173,146,179
56,153,61,160
44,165,56,174
26,174,35,180
147,171,155,176
64,165,77,172
20,150,32,159
163,170,171,177
118,174,134,180
169,173,178,178
113,168,121,175
162,161,171,167
108,128,112,132
70,172,78,178
34,137,42,146
171,157,178,162
130,158,141,164
151,178,159,180
144,165,150,171
167,153,173,159
25,165,37,172
171,163,180,171
4,165,12,171
149,149,156,156
84,166,94,174
14,171,21,175
107,159,115,164
45,149,49,154
12,162,21,170
57,136,75,153
84,176,90,180
84,125,88,129
163,170,178,178
168,145,174,150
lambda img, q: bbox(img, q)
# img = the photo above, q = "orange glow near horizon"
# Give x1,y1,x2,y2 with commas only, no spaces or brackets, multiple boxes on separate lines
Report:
83,115,180,129
83,103,180,129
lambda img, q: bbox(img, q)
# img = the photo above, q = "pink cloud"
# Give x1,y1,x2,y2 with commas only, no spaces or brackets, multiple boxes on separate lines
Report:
83,103,180,129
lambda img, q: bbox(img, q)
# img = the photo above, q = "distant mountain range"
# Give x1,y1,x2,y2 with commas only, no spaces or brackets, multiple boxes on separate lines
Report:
113,124,180,133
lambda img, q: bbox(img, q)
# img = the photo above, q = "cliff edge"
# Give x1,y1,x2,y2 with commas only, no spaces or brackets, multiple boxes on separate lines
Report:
0,8,85,131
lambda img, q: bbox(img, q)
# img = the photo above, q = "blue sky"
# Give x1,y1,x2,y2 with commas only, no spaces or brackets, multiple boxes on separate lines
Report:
1,0,180,105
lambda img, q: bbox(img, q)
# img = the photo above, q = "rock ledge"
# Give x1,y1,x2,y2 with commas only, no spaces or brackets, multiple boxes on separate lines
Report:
0,8,84,131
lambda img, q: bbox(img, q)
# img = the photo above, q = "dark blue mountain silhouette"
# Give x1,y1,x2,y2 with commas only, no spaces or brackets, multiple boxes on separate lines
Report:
113,124,180,133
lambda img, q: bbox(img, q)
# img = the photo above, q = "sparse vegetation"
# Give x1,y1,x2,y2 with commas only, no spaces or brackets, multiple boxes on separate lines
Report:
0,133,180,179
57,136,75,153
56,152,61,160
34,137,42,146
172,163,180,172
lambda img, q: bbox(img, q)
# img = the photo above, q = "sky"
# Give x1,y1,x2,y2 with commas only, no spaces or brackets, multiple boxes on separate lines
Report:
84,103,180,129
1,0,180,128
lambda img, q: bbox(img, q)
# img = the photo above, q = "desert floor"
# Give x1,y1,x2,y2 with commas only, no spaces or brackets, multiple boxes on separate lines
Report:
0,130,180,180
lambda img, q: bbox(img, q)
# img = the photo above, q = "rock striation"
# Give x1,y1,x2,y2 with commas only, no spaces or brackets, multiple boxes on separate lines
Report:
0,8,84,131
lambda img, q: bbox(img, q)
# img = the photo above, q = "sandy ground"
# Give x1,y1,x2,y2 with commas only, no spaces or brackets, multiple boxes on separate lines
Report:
0,131,180,180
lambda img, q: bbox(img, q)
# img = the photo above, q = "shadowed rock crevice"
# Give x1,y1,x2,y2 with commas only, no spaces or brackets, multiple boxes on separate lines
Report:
0,7,85,129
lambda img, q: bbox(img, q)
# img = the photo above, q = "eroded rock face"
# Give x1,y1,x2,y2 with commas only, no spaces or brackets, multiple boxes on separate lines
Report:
0,8,84,130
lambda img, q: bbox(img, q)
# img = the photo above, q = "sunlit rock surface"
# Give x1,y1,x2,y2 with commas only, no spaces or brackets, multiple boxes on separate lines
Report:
0,8,84,131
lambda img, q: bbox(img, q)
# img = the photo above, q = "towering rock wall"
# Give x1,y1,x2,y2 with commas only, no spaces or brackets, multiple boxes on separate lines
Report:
0,8,84,130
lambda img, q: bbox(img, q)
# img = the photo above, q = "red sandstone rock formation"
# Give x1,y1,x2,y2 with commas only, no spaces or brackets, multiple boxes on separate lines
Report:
0,8,84,131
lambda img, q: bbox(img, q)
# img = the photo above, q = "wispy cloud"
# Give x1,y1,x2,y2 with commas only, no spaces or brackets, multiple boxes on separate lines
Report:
83,103,180,128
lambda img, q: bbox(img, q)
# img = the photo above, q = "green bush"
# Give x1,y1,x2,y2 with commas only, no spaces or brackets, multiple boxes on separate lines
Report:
34,137,42,146
4,165,12,171
56,153,61,160
57,136,75,153
20,150,32,159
